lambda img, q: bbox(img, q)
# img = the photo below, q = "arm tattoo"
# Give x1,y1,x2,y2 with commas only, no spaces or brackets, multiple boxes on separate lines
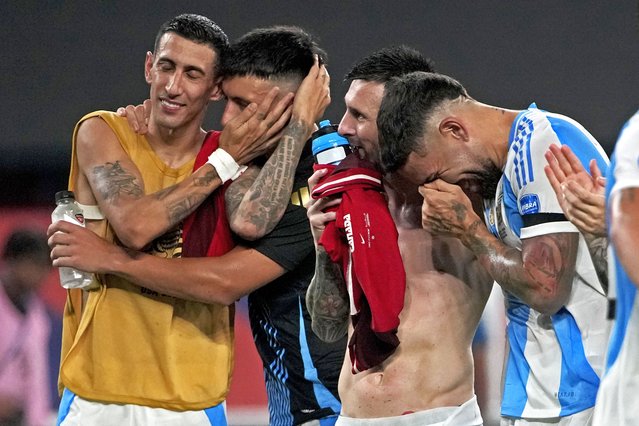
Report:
165,194,207,225
306,247,350,342
522,235,565,296
225,168,258,219
153,167,222,225
193,169,219,187
464,223,578,306
584,234,609,293
93,161,143,201
229,119,310,237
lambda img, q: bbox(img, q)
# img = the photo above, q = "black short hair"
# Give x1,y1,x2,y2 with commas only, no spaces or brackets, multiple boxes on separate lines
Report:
153,13,228,72
378,71,468,174
2,228,50,266
221,26,326,82
344,45,434,84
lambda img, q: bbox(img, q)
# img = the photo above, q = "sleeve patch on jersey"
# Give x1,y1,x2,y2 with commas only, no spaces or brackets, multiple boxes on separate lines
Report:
519,193,540,214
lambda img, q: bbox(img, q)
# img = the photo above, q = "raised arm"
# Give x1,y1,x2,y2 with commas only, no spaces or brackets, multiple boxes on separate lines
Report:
226,58,331,240
48,220,285,306
544,144,608,290
419,179,578,314
75,88,291,250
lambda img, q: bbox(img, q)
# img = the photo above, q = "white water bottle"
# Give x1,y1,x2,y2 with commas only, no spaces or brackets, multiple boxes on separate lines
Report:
51,190,95,289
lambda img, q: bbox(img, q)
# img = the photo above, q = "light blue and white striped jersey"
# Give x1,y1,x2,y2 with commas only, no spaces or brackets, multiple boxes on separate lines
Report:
483,104,610,419
593,110,639,426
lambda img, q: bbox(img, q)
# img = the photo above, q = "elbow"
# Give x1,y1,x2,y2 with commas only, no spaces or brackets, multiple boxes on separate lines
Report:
217,279,249,306
217,293,240,306
530,299,563,316
528,285,569,315
230,219,268,242
113,224,154,251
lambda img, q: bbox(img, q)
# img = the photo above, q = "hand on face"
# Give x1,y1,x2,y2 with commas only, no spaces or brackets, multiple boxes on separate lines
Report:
418,179,480,239
293,55,331,125
117,99,152,134
544,144,606,236
47,221,124,274
219,86,294,165
306,168,341,247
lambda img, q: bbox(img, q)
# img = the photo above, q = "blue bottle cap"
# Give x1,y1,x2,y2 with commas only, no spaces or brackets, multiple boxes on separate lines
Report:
311,120,350,156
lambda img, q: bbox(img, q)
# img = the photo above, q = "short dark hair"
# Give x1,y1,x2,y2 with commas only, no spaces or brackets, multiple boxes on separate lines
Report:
378,71,468,174
221,26,326,82
2,229,50,266
344,45,434,84
154,13,229,71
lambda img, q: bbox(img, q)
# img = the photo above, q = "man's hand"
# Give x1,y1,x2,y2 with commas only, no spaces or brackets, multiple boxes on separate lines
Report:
544,144,606,236
292,55,331,125
306,168,339,247
219,87,294,166
116,99,152,134
418,179,480,241
48,221,126,274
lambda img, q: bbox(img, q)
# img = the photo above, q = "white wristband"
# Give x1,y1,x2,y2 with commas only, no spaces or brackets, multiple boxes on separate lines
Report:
206,148,247,183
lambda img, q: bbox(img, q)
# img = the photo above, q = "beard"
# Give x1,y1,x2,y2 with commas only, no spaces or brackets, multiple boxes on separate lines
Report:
473,160,503,200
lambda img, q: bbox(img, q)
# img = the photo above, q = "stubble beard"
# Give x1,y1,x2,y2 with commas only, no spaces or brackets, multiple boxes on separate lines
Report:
476,160,503,200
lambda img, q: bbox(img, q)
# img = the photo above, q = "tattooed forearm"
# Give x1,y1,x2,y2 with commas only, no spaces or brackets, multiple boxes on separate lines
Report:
165,194,208,225
93,161,143,201
584,234,608,293
193,169,219,187
225,167,258,219
306,247,350,342
228,119,311,239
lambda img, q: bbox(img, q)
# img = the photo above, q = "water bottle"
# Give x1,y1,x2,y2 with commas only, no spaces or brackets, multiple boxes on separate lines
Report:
311,120,353,165
51,190,95,289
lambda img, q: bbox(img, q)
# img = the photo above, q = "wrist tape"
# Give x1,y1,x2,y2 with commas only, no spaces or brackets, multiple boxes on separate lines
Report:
207,148,247,183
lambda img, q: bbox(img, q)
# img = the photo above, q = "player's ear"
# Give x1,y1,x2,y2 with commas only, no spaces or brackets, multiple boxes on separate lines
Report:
144,52,154,84
439,117,469,143
209,79,223,101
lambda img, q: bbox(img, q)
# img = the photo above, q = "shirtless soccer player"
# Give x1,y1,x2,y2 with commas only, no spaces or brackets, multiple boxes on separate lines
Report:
305,46,493,425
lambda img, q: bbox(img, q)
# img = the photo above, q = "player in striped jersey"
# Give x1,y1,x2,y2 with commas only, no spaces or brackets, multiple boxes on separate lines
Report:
377,71,610,425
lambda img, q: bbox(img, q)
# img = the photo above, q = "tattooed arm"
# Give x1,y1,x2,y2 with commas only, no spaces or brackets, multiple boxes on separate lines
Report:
225,58,330,240
306,247,350,342
464,221,578,314
419,179,578,315
305,180,349,341
73,89,292,249
226,118,312,240
74,117,225,250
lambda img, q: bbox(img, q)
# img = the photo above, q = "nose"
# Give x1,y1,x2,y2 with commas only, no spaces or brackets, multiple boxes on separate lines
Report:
337,112,355,137
220,101,241,127
165,72,183,96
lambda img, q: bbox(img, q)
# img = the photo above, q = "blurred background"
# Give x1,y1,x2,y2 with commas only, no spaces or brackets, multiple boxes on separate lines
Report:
2,1,638,424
